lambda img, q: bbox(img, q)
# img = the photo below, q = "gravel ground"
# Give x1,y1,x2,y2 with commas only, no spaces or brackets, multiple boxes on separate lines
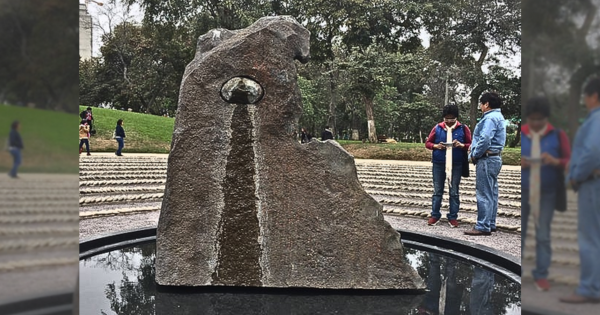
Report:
79,201,161,213
384,215,520,259
79,211,160,240
79,210,520,261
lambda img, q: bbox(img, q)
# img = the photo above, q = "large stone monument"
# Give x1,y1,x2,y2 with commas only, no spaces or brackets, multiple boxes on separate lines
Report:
156,16,424,290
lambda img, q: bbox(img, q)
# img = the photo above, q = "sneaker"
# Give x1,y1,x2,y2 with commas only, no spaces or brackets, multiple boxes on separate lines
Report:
535,278,551,291
87,153,91,156
448,220,459,228
427,217,439,226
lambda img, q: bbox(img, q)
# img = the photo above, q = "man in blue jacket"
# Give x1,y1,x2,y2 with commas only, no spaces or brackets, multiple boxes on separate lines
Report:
465,92,506,236
560,77,600,304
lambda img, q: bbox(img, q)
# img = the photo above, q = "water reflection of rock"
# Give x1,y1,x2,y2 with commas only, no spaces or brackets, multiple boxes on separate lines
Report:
155,290,422,315
93,244,518,315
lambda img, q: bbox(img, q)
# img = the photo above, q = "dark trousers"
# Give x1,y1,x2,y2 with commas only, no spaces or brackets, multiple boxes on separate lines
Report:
79,139,90,153
116,138,124,155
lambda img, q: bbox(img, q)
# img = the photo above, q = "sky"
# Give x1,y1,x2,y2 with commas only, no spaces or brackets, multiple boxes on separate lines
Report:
81,0,143,57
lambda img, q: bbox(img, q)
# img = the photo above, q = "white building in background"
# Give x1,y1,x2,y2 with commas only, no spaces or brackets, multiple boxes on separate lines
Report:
79,3,93,60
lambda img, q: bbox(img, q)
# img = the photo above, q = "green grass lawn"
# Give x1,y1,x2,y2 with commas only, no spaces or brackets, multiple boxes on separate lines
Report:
0,105,79,173
84,107,520,165
80,106,175,153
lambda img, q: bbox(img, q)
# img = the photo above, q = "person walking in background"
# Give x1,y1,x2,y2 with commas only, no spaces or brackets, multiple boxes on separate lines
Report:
7,120,23,178
521,97,571,292
465,92,506,236
115,119,126,156
85,107,94,134
79,119,91,156
300,128,312,143
321,126,333,140
425,104,472,228
560,77,600,304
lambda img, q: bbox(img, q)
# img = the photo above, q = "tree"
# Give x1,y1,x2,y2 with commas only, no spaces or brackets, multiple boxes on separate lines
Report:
284,0,424,136
418,0,521,130
523,0,600,138
0,0,78,112
338,43,431,142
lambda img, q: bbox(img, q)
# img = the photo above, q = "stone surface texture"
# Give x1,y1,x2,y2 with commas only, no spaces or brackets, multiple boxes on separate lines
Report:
156,16,424,290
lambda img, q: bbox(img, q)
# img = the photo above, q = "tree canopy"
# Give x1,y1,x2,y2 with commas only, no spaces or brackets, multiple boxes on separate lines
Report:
0,0,79,113
80,0,521,143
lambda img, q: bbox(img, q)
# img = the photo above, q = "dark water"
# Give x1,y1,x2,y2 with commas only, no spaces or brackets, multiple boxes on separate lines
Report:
79,242,520,315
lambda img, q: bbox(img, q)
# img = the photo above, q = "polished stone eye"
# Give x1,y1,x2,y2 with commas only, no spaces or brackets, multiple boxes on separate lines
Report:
220,77,264,104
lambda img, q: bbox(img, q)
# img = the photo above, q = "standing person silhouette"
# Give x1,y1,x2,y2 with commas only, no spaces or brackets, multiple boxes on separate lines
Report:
465,92,506,236
115,119,126,156
7,120,23,179
425,104,472,228
560,77,600,304
321,126,333,140
521,96,570,291
79,119,91,156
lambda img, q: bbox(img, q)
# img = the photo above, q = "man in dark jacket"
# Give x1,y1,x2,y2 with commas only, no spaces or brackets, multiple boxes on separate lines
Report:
8,120,24,178
115,119,126,156
321,126,334,140
85,107,94,134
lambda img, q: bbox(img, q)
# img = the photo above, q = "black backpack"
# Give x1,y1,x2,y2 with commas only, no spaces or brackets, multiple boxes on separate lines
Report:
80,111,87,120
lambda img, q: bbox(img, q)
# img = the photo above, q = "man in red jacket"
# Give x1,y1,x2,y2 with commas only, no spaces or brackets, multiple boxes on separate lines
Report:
425,104,472,228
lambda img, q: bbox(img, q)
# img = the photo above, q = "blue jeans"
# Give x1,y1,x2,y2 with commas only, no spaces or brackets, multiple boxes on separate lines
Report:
9,148,21,177
422,253,461,314
470,266,495,315
116,138,124,155
576,179,600,299
431,163,463,220
521,189,556,280
474,156,502,232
